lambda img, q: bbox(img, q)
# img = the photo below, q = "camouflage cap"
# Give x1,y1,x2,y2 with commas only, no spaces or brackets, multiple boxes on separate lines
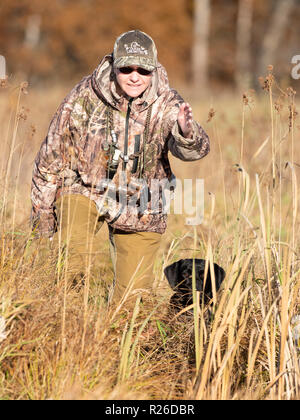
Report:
113,30,158,72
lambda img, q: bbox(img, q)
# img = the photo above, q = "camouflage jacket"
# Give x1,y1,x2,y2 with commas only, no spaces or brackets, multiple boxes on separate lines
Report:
31,55,210,236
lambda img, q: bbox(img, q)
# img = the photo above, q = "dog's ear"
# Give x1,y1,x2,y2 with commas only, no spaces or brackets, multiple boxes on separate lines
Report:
213,263,226,289
164,260,182,290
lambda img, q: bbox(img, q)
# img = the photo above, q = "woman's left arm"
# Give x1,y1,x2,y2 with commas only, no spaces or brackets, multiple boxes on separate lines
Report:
164,91,210,161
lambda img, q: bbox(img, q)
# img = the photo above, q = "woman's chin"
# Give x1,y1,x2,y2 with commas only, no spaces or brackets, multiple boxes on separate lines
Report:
124,87,144,98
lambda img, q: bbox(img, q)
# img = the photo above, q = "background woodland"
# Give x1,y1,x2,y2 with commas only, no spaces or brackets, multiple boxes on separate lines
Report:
1,0,300,92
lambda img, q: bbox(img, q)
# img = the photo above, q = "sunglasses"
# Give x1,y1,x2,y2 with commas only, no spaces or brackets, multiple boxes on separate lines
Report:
118,67,153,76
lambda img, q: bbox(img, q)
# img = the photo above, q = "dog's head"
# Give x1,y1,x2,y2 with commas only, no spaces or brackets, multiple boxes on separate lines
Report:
164,259,226,309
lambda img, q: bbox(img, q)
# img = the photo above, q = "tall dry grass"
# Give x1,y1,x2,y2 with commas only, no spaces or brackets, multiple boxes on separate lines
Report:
0,70,299,400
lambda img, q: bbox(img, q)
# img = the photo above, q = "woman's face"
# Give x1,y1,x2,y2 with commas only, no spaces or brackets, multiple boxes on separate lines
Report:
115,66,152,98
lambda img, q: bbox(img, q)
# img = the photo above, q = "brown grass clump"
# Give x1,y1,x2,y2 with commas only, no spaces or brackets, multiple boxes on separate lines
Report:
0,72,299,400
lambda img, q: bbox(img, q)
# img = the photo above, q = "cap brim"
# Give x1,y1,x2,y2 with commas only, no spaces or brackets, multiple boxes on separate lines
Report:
113,56,156,72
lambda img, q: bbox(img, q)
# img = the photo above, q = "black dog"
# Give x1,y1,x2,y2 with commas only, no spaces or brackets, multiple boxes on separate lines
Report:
164,259,226,311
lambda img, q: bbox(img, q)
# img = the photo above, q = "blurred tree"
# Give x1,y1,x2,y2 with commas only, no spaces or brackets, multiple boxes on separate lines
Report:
257,0,296,77
0,55,6,79
192,0,211,95
235,0,253,92
24,14,41,49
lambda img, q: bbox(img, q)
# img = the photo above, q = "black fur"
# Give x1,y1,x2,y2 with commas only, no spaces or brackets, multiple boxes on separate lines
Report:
164,259,225,310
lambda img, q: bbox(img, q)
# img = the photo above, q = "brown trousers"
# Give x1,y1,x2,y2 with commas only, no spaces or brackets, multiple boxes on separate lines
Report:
55,194,161,304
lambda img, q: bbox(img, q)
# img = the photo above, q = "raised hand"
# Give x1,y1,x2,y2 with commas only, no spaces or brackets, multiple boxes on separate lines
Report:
177,102,193,138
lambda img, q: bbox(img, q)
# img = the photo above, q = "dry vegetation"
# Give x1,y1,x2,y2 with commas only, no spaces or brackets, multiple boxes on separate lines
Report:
0,69,299,400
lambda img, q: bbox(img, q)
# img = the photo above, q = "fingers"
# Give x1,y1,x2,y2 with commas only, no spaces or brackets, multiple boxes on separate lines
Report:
180,102,193,120
182,102,193,126
178,102,193,138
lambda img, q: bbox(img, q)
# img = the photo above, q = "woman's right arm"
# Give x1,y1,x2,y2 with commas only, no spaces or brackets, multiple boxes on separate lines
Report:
31,99,72,237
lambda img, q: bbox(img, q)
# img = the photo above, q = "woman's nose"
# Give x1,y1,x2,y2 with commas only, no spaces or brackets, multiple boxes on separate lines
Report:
129,71,139,82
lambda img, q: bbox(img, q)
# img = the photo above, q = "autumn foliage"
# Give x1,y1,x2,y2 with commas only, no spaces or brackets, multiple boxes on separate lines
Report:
1,0,300,88
0,0,193,84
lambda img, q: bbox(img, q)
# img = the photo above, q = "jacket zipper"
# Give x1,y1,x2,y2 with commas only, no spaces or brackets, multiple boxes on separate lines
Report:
123,98,133,171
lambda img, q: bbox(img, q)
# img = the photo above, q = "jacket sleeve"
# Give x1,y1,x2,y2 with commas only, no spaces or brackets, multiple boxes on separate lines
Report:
31,99,72,237
163,90,210,161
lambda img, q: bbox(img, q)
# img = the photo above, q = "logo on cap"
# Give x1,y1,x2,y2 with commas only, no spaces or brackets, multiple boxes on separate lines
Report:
124,42,148,56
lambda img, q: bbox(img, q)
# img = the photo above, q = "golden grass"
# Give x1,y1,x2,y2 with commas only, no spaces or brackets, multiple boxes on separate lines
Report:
0,70,299,400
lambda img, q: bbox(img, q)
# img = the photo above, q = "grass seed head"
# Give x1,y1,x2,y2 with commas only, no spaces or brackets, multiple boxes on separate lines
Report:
207,107,216,123
20,81,29,95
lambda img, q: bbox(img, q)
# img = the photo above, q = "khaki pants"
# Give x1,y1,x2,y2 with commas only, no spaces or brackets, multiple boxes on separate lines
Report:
55,194,161,304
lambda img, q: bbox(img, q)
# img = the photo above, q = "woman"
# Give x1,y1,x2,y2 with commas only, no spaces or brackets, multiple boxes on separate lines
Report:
31,30,210,304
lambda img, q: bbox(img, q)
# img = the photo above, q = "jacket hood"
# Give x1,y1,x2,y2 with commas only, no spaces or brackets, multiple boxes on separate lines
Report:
91,54,170,111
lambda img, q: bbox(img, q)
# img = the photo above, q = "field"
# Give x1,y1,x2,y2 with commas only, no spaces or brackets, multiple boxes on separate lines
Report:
0,72,299,400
